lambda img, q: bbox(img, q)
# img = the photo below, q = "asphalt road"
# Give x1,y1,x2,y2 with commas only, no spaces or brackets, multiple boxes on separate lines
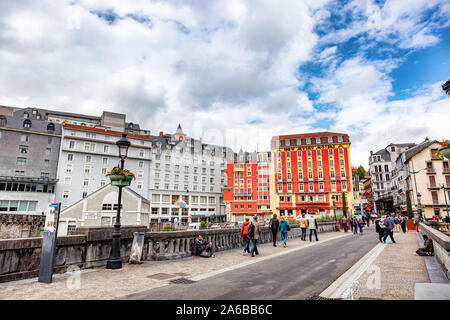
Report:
121,228,379,300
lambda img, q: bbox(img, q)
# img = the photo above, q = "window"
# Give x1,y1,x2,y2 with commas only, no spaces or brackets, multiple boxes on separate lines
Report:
140,150,145,157
15,170,25,176
330,160,334,167
342,182,347,190
86,155,91,163
47,123,55,131
331,182,336,191
299,183,304,191
103,145,109,153
67,154,74,161
16,157,27,166
151,208,159,215
308,172,313,179
63,191,69,199
308,161,312,168
319,183,324,191
100,180,106,187
340,159,344,166
298,172,303,180
83,179,89,187
102,157,108,165
317,149,321,156
44,160,49,167
21,135,29,142
45,148,51,156
82,192,88,198
318,171,323,179
69,141,75,149
41,172,49,179
23,119,32,128
64,177,71,185
331,170,335,179
307,149,312,157
139,161,144,168
339,147,344,155
309,183,314,192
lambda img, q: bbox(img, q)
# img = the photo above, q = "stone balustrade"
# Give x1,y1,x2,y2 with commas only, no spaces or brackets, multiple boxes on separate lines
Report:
419,223,450,280
0,221,339,283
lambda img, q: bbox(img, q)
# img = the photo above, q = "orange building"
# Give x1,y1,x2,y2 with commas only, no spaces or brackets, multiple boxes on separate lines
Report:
269,132,354,219
223,151,272,222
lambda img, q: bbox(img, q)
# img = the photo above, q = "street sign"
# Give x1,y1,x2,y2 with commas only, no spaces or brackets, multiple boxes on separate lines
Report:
38,203,61,283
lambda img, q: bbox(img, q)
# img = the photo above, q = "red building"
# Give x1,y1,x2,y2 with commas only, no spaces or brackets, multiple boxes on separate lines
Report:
223,151,272,222
270,132,354,219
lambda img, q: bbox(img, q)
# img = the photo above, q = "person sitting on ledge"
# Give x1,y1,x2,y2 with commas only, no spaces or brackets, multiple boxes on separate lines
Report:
192,235,215,258
416,235,434,256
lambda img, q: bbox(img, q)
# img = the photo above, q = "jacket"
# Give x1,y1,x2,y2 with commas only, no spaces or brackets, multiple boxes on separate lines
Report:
299,217,307,228
240,221,250,237
279,220,289,232
375,220,384,234
269,218,279,232
424,239,434,255
383,218,393,230
307,217,318,230
250,221,261,240
193,239,206,256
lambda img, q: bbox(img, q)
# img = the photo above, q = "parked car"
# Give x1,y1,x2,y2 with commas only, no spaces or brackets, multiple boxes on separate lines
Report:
187,223,201,230
210,223,221,229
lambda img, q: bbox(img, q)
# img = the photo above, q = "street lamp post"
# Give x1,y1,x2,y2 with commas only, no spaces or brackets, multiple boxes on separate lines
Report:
441,184,450,218
400,167,427,221
106,134,131,270
417,192,423,222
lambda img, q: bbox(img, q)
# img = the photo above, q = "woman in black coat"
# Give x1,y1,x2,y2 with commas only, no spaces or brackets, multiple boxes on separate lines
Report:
375,218,384,243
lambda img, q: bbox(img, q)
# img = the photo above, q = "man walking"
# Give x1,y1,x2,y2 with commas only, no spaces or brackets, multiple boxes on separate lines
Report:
269,214,279,247
240,216,251,255
307,215,319,242
299,214,308,240
382,214,397,244
249,216,261,257
342,216,348,232
279,216,290,247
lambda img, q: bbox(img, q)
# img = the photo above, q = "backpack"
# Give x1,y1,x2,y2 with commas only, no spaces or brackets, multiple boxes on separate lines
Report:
248,222,255,238
286,223,291,231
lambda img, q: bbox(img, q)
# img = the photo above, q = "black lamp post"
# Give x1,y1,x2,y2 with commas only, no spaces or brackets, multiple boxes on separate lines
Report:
417,192,423,222
106,134,131,270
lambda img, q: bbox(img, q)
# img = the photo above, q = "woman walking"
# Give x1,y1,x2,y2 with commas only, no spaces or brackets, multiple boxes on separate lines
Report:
375,217,384,243
299,214,307,240
279,217,290,248
240,217,251,255
394,216,400,233
400,216,407,233
352,216,359,234
249,216,261,257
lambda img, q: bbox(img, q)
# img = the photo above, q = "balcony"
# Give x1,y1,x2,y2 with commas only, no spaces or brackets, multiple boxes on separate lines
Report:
427,184,440,190
426,168,436,174
443,168,450,174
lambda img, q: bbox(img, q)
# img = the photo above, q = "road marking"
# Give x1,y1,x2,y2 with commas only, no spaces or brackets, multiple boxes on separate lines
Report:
319,242,385,299
191,233,352,281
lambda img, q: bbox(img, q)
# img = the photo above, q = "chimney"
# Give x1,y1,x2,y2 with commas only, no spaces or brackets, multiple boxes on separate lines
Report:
370,150,373,156
159,131,163,137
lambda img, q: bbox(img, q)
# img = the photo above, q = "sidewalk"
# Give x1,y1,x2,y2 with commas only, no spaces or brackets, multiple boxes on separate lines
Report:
0,230,348,300
338,230,430,300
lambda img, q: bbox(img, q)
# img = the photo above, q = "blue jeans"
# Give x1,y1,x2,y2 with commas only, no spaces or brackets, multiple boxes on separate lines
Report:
250,239,259,255
243,235,250,253
309,229,318,241
282,231,288,245
383,229,396,243
353,225,358,234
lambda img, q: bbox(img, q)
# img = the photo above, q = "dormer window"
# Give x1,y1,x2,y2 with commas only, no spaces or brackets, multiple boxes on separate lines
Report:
328,136,333,143
32,109,37,115
0,116,6,126
23,119,32,128
23,112,29,119
47,123,55,131
338,136,343,142
306,138,311,144
36,113,41,120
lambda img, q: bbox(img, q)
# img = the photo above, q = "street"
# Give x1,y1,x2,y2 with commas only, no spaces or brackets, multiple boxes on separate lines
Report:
121,227,379,300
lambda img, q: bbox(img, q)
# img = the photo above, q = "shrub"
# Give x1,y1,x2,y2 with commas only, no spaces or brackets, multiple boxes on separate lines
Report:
199,221,207,230
163,225,175,232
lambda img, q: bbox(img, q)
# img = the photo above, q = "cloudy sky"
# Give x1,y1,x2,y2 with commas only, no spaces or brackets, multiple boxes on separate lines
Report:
0,0,449,167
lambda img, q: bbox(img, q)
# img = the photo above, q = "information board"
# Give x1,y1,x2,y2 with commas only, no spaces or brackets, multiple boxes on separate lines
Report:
38,203,61,283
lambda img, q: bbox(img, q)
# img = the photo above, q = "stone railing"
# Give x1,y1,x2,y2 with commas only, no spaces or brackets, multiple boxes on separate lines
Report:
0,213,45,239
0,222,338,283
419,223,450,280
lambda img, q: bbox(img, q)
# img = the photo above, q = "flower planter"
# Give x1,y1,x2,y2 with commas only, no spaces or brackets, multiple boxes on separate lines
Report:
406,219,415,231
108,174,133,187
440,146,450,160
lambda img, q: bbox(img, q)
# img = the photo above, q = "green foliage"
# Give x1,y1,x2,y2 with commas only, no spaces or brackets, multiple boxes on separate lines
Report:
199,221,207,230
163,225,175,232
342,193,348,217
287,219,297,225
34,230,41,237
406,190,414,219
357,166,366,180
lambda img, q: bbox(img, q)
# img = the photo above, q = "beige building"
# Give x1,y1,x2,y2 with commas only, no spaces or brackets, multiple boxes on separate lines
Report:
398,140,450,219
58,184,150,235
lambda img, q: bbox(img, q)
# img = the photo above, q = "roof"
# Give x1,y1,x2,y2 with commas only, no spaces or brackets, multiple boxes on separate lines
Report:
63,123,152,141
403,139,441,163
45,109,101,120
272,131,349,140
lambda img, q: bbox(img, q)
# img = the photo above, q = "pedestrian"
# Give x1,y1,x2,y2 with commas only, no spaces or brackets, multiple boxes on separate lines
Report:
365,212,370,227
358,216,365,233
382,214,396,244
414,217,419,233
342,216,348,233
394,216,400,233
375,217,384,243
307,215,319,242
249,216,261,257
240,217,251,255
299,214,308,240
352,216,359,234
192,235,215,258
400,216,407,233
279,216,290,248
268,214,279,247
416,235,433,256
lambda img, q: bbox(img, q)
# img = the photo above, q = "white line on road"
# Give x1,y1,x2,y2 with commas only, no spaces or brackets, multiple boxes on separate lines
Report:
319,242,386,299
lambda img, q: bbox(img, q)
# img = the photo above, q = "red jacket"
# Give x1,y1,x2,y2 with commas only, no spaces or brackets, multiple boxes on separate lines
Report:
240,221,250,237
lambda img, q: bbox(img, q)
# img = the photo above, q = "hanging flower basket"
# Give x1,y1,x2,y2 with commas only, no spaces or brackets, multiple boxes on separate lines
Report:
437,140,450,160
106,166,135,187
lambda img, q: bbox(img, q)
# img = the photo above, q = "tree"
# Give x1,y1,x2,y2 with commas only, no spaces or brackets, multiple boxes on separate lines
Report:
342,192,348,217
406,190,413,219
357,166,366,180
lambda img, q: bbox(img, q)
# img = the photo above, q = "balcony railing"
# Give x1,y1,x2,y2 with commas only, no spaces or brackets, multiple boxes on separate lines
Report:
426,168,436,174
427,184,440,190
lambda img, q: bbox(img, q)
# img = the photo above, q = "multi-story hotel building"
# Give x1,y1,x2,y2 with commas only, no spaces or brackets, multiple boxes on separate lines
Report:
0,106,62,215
223,150,272,222
269,132,354,218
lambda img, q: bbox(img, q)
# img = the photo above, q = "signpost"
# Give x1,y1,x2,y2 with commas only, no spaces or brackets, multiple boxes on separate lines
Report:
38,203,61,283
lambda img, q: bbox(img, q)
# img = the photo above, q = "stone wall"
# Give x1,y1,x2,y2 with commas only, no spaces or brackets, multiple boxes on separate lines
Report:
0,214,45,239
419,223,450,280
0,221,338,283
